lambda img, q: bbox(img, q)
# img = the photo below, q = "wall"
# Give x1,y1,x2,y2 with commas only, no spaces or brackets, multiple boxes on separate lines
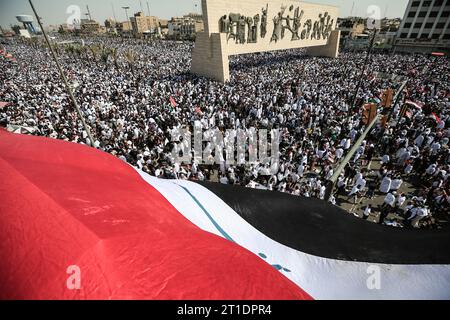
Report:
204,0,338,54
191,0,341,82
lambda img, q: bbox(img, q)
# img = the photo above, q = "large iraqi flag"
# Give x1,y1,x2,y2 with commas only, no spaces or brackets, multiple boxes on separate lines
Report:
0,128,449,300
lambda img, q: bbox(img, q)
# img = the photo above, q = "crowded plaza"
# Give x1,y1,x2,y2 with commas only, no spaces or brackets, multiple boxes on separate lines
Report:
1,35,449,229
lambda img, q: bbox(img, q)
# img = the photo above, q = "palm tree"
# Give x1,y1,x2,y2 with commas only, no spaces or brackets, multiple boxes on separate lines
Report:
30,37,39,49
79,45,89,62
53,43,60,55
88,45,100,64
100,47,111,69
124,49,137,75
111,47,120,71
74,45,83,60
65,44,75,58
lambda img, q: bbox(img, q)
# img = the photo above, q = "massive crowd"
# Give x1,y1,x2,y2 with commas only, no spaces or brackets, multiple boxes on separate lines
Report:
0,36,448,228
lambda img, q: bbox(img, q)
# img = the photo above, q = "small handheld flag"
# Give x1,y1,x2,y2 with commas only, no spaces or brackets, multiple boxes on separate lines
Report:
169,96,177,108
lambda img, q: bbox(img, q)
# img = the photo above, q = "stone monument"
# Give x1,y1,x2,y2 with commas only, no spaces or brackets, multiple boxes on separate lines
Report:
191,0,340,82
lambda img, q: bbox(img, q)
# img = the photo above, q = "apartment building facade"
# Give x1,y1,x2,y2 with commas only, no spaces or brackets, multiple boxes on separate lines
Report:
395,0,450,53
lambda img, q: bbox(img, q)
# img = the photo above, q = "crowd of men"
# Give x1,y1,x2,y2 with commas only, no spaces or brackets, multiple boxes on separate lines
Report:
0,36,448,229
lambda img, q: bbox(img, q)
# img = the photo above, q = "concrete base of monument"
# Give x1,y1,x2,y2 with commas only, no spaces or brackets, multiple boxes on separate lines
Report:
306,30,341,58
191,32,230,83
191,29,341,83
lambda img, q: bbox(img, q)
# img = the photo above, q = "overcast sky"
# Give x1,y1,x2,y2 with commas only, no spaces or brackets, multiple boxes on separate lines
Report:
0,0,409,29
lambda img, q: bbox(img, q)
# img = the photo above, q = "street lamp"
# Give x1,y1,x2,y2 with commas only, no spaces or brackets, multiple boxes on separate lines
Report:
350,28,379,111
122,6,130,36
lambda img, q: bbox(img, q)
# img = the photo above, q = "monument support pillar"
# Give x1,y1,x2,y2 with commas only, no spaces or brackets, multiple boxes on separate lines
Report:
190,0,341,82
306,30,341,58
191,32,230,83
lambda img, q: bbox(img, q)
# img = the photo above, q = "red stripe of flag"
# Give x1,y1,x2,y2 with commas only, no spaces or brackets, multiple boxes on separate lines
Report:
0,130,311,300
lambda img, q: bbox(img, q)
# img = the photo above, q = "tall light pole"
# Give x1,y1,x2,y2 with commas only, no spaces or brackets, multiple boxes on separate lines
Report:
122,6,130,22
122,6,130,36
28,0,97,148
86,5,92,21
350,28,378,111
111,3,118,22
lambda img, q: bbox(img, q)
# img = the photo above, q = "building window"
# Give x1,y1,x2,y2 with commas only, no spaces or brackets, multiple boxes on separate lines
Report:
431,33,441,39
400,33,408,38
422,0,432,6
414,22,422,28
434,0,443,5
408,11,417,18
436,22,446,28
418,11,427,17
410,33,419,38
443,34,450,39
404,22,412,28
429,11,439,17
411,1,421,6
441,11,450,17
425,22,434,28
420,33,429,38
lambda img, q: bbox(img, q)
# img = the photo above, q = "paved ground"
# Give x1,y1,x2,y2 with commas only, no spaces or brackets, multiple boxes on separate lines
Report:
335,157,450,229
207,157,448,229
335,157,414,225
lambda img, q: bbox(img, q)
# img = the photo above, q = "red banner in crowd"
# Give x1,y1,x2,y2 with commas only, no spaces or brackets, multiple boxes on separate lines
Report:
432,112,442,124
405,100,423,109
169,96,177,108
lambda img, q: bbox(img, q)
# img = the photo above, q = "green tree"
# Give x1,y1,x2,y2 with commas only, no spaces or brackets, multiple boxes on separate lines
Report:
124,48,137,75
111,47,120,71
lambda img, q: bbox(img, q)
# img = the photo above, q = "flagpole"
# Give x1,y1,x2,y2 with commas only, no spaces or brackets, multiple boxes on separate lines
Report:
386,80,407,124
28,0,98,148
324,114,380,202
350,28,378,112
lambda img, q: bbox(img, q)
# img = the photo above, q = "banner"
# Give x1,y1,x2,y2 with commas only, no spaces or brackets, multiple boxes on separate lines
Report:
169,96,177,108
381,88,394,108
362,103,377,125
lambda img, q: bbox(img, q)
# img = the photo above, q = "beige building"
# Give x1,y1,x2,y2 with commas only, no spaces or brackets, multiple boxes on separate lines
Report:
191,0,341,82
338,18,365,39
395,0,450,54
130,12,160,34
117,21,132,33
58,23,71,34
80,19,101,34
168,14,204,39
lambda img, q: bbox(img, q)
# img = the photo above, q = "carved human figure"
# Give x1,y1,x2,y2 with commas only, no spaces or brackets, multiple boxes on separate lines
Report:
271,12,283,43
311,17,320,40
237,16,246,44
246,17,253,43
248,14,260,43
323,16,333,39
281,7,292,39
260,5,268,38
291,8,304,40
227,13,240,42
319,12,328,38
301,19,312,40
219,15,229,33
